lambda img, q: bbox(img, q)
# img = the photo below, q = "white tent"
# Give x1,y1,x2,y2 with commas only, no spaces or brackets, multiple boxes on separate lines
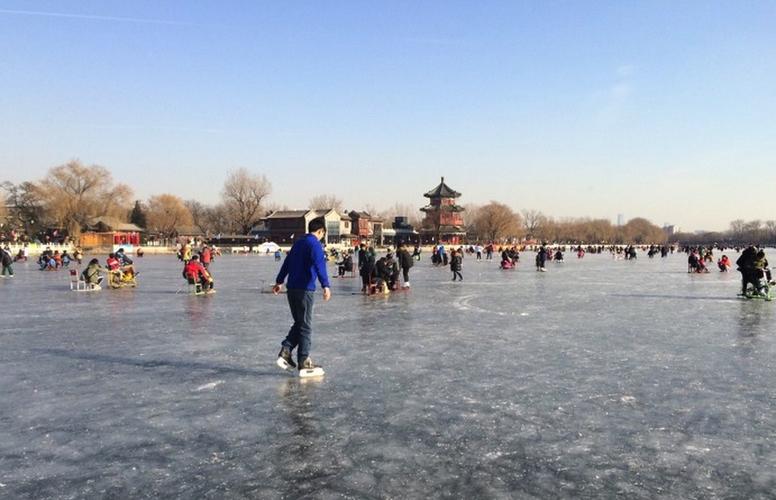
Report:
256,242,281,254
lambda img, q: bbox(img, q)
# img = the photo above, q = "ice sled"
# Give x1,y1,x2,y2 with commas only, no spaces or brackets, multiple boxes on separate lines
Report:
108,270,137,289
187,283,216,296
70,269,102,292
739,291,773,301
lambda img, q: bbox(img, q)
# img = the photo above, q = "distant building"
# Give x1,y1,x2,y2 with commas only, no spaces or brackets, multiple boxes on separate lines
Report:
348,211,374,242
261,209,342,245
420,177,466,244
391,216,419,246
617,213,625,226
663,224,680,236
339,216,353,244
371,218,385,246
81,217,144,249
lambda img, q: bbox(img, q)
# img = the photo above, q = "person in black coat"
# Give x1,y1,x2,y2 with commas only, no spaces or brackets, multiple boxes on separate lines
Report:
359,247,376,293
397,243,414,288
736,245,758,295
0,248,14,277
450,249,463,281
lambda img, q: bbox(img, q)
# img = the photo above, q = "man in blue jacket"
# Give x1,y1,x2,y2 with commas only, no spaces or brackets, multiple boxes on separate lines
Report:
273,217,331,372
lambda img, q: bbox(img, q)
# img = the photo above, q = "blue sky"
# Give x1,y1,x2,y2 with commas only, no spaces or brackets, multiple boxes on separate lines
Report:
1,1,775,231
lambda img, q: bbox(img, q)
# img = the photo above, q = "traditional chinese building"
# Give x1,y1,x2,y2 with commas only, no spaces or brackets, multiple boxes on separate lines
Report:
420,177,466,244
81,217,144,250
261,209,343,245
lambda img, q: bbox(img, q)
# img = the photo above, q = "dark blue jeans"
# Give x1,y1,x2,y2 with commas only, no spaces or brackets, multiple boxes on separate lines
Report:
282,289,315,362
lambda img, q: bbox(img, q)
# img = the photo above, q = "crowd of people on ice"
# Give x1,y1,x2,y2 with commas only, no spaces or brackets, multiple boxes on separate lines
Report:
4,225,776,302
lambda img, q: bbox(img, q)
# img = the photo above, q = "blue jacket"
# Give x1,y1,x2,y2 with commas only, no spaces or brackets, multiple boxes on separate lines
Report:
276,234,331,291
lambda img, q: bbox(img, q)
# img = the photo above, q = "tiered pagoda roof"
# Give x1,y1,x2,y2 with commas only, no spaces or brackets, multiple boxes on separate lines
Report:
421,177,465,213
423,177,461,199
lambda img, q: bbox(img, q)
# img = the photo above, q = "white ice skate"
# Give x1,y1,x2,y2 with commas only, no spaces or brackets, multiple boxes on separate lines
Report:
298,358,325,378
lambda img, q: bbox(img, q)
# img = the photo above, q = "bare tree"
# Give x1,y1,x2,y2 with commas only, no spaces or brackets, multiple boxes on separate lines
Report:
185,199,212,235
0,192,6,222
729,219,745,239
521,209,546,240
146,194,193,238
463,204,482,235
620,217,666,244
38,160,132,237
471,202,522,242
765,220,776,243
206,203,237,235
535,216,558,243
743,220,763,242
363,204,379,217
1,181,49,235
309,194,344,212
221,168,272,234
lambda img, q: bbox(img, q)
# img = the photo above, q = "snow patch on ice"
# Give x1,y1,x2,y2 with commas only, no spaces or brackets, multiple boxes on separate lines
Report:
195,380,224,391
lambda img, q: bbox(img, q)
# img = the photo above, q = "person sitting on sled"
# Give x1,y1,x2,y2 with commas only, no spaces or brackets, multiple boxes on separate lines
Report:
752,250,773,292
183,254,214,292
337,251,353,277
81,258,105,286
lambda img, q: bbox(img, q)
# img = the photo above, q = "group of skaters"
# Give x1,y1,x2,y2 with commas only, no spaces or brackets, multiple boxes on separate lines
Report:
36,248,83,270
354,242,417,293
686,247,731,273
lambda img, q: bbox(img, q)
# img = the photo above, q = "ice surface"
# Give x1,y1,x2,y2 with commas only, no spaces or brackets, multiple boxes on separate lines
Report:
2,251,776,498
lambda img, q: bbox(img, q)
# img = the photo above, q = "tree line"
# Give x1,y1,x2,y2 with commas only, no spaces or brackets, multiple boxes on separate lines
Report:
1,160,270,239
464,203,668,244
670,220,776,247
4,159,759,246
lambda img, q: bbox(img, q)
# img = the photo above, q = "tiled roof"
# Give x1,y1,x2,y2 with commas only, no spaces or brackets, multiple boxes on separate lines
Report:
423,177,461,198
264,210,310,219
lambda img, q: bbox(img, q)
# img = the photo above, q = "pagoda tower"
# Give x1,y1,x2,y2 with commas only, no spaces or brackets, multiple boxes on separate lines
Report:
420,177,466,244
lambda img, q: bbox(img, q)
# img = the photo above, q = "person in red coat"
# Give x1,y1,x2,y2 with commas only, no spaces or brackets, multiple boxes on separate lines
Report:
183,255,214,292
200,245,212,269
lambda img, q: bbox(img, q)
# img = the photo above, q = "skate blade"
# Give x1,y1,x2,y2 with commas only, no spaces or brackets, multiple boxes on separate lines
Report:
298,367,325,378
276,357,294,371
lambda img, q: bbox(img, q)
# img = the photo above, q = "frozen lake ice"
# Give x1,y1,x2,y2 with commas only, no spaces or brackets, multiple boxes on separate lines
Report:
2,250,776,498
